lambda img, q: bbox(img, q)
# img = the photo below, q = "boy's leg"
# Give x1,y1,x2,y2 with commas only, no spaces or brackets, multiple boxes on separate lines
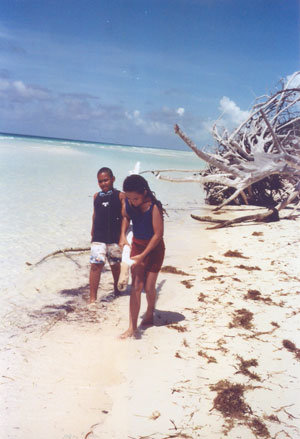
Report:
107,244,122,295
111,263,121,295
89,242,107,303
89,263,104,303
142,271,159,326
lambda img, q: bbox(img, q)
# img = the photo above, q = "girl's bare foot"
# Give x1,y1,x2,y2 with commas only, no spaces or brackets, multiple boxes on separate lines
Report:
141,311,154,326
120,328,139,339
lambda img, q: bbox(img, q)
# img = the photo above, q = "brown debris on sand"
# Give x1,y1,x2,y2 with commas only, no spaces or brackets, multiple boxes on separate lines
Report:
205,266,217,273
224,250,249,259
210,380,270,437
229,308,254,330
181,279,194,289
236,264,261,271
236,356,261,381
282,339,300,360
244,289,272,304
161,265,190,275
198,350,217,363
167,324,188,332
210,380,252,419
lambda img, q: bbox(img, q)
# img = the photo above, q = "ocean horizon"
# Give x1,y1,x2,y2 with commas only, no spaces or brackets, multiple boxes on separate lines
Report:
0,131,188,152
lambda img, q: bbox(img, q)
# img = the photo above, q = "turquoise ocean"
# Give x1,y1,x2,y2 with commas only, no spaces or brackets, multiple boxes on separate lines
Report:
0,133,205,323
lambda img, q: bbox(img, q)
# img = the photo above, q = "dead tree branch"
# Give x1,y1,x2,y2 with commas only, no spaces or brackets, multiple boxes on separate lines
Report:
143,72,300,222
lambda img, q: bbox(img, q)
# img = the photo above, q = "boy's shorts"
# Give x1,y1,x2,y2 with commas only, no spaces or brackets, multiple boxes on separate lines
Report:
90,242,122,265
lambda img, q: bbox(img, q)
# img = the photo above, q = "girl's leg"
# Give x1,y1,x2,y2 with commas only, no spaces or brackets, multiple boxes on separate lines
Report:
89,263,104,303
120,264,145,338
142,271,159,325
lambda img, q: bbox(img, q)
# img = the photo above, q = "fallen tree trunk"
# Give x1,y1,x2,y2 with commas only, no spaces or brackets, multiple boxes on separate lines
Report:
191,208,279,229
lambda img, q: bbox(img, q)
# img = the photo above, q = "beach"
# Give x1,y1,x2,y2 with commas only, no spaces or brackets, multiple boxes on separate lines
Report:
1,205,300,439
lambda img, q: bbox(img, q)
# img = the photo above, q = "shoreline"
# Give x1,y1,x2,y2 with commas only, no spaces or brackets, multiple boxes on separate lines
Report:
1,206,300,438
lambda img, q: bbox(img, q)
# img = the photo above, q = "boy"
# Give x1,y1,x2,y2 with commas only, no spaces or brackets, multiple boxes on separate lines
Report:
89,167,125,303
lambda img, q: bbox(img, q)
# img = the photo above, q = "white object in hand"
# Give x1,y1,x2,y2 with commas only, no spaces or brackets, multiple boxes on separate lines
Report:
122,244,134,266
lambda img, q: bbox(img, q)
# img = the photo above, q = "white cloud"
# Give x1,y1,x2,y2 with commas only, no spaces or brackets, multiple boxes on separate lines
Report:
125,109,169,135
217,96,249,129
176,107,185,116
0,78,51,101
285,71,300,88
13,80,50,100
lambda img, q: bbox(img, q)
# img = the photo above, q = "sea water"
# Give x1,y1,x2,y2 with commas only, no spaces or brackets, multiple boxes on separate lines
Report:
0,133,205,321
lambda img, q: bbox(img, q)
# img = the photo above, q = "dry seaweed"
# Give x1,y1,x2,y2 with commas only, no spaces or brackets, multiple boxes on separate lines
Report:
248,418,270,437
203,275,222,281
205,266,217,273
266,414,280,423
244,289,272,304
282,339,300,360
198,292,207,302
224,250,249,259
203,257,224,264
210,380,271,437
180,279,194,289
245,289,262,300
236,356,261,381
236,264,261,271
229,308,254,330
198,350,217,363
161,265,190,275
167,324,188,332
210,380,251,418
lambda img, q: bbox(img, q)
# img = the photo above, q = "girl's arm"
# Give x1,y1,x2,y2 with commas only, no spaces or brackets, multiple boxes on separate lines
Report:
131,204,163,264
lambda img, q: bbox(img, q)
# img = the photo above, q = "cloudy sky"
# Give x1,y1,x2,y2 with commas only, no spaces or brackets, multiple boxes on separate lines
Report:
0,0,299,149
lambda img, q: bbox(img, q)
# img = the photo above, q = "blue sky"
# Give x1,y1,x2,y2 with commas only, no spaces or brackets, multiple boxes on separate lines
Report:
0,0,299,149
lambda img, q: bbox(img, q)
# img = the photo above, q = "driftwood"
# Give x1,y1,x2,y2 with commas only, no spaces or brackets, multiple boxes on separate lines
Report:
191,208,279,229
27,247,90,266
142,72,300,225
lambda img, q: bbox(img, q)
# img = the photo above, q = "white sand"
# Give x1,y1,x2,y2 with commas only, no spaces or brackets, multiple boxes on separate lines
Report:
1,206,300,439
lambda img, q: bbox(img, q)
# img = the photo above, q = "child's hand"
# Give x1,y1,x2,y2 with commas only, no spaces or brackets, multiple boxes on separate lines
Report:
131,254,145,266
119,237,129,248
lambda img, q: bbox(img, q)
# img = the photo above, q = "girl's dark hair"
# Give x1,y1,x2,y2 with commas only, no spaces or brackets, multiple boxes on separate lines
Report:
123,174,165,214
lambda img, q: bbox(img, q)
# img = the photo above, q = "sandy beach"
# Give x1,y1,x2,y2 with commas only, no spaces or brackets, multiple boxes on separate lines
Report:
1,205,300,439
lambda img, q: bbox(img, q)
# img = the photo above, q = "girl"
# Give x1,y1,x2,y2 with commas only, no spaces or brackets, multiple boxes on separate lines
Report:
120,174,165,339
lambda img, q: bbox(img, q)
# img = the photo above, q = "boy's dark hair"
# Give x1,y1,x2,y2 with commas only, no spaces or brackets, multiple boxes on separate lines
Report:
123,174,165,214
97,167,113,178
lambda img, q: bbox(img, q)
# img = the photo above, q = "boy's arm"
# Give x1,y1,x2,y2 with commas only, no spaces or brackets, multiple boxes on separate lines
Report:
90,193,98,241
119,215,130,247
